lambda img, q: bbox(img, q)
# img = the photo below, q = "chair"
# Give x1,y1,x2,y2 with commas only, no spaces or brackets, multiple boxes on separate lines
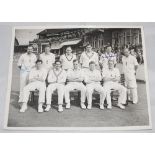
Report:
29,89,39,104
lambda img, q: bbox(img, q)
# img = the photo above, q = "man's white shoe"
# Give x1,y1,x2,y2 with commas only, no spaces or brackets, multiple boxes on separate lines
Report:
133,102,138,104
45,105,51,112
58,105,63,112
66,103,71,109
107,104,112,109
87,104,92,110
117,103,125,110
19,103,27,113
81,103,86,109
38,105,44,113
100,104,104,110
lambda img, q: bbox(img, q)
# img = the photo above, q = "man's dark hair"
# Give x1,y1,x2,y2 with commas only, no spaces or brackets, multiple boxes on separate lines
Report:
66,46,72,50
73,59,78,63
89,61,96,65
86,43,92,47
45,44,51,48
35,59,43,64
27,45,33,49
55,60,62,64
106,45,112,49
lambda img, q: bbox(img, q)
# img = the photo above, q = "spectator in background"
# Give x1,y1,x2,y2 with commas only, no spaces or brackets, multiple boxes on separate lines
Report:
136,49,144,64
97,49,102,57
130,48,137,57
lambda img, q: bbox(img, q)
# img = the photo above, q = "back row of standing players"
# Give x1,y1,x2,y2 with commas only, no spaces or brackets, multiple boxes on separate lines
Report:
17,43,139,112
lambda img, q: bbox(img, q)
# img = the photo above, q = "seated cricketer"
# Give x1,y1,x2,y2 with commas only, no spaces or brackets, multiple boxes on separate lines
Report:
64,59,86,109
84,61,106,110
45,60,67,112
102,60,127,110
20,59,47,113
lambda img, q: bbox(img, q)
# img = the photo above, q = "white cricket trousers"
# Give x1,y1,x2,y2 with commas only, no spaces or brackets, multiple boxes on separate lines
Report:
127,88,138,103
124,73,138,103
19,70,29,102
46,83,65,105
64,82,86,104
22,81,46,104
86,83,106,106
104,82,127,106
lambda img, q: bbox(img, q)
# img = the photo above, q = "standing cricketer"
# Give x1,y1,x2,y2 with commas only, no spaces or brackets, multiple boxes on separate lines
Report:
60,46,76,71
64,59,86,109
80,44,99,70
17,45,37,102
20,59,47,113
122,48,139,104
39,45,55,71
99,46,117,69
45,60,67,112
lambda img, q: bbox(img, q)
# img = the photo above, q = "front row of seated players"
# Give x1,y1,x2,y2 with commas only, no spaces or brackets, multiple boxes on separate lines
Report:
20,59,127,113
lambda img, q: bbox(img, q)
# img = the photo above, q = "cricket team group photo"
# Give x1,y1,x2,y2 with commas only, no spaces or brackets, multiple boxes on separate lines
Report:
6,27,150,128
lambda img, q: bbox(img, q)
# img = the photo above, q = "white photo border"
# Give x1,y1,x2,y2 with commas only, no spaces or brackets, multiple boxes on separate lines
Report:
3,25,152,131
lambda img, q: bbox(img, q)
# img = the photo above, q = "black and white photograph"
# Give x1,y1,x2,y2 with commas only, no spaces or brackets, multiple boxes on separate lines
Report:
4,26,152,130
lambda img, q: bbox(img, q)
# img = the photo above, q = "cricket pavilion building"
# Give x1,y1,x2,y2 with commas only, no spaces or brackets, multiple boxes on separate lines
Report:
29,28,142,58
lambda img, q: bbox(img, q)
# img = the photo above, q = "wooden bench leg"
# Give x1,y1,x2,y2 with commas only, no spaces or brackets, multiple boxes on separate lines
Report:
29,91,35,104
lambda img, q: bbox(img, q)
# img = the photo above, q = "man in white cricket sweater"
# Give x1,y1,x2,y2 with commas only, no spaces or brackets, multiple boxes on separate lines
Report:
20,59,47,113
85,61,106,110
45,60,67,112
122,48,139,104
64,59,86,109
39,44,55,71
17,45,37,102
102,60,127,109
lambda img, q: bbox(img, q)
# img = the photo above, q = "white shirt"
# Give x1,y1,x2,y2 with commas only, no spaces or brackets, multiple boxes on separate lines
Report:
48,69,67,84
60,54,76,70
40,52,55,70
99,52,117,69
80,51,99,68
122,55,139,75
29,67,47,82
102,68,120,84
84,69,102,84
67,68,85,83
17,53,37,72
